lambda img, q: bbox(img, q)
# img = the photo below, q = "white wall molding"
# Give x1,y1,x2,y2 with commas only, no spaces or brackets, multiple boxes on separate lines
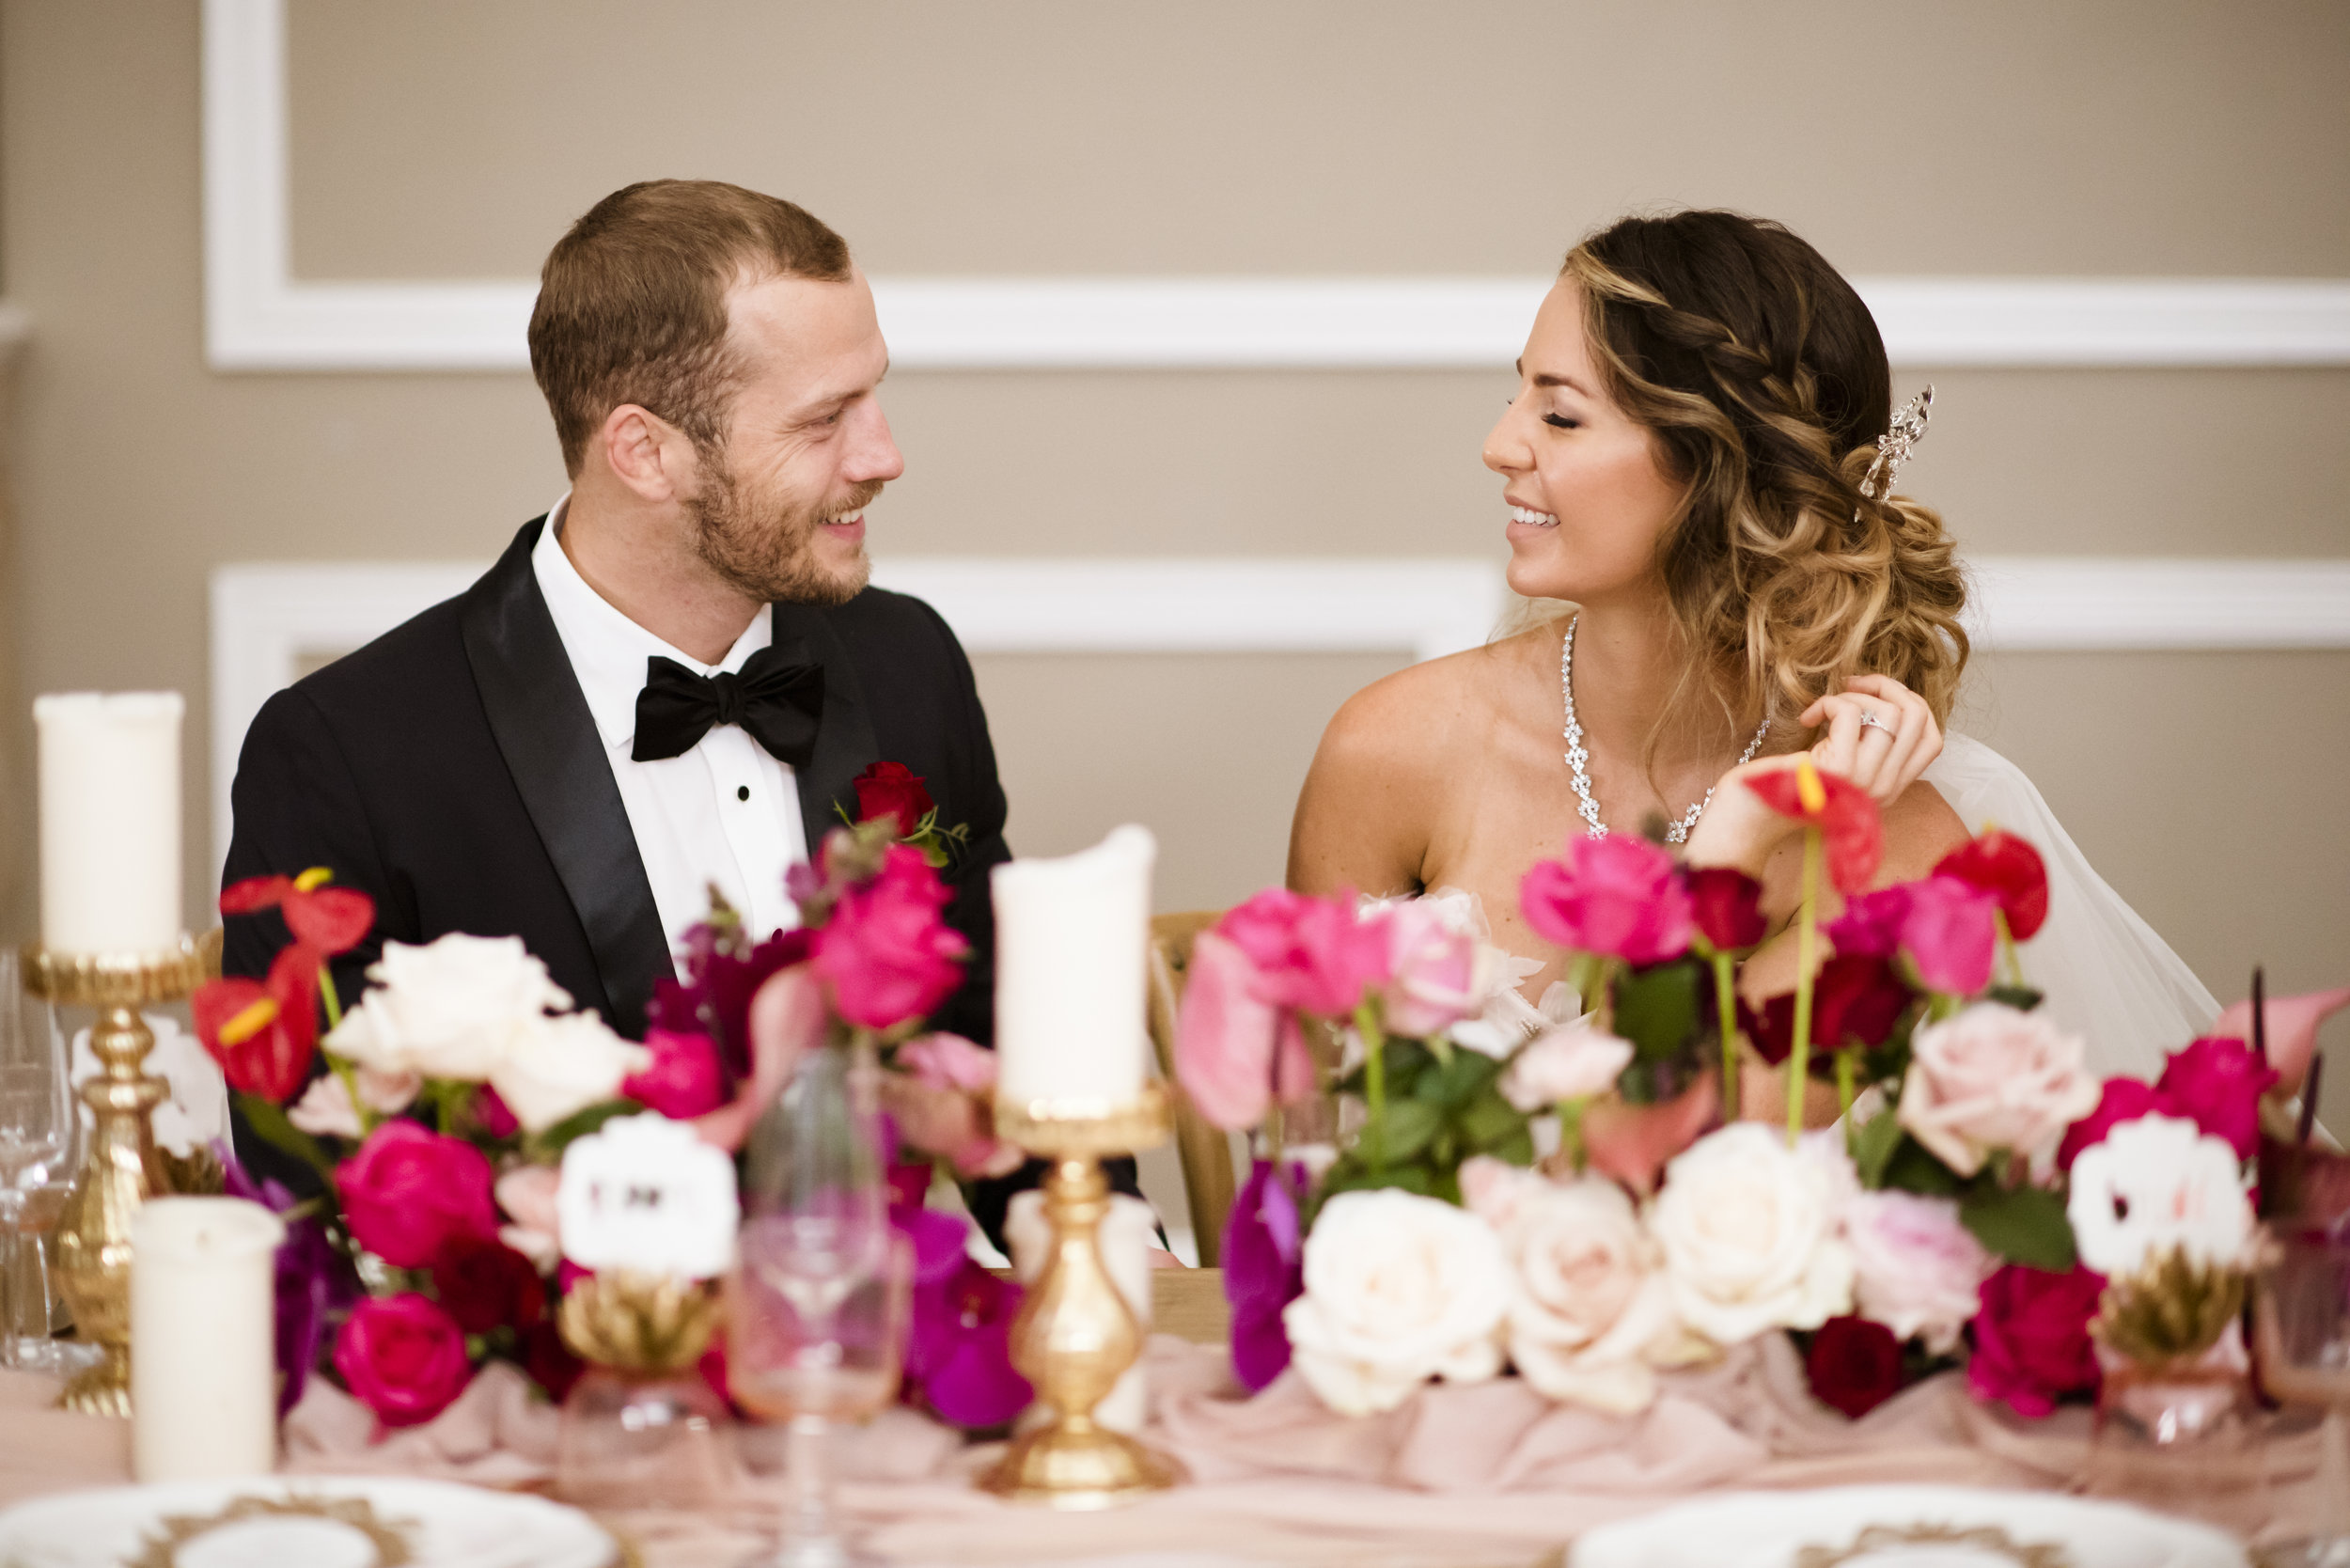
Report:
210,554,2350,872
201,0,2350,372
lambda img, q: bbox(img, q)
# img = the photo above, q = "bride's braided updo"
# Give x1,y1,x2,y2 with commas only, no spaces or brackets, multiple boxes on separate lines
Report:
1560,210,1968,749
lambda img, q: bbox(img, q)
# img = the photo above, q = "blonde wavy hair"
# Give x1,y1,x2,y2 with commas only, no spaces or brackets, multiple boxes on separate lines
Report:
1543,211,1968,768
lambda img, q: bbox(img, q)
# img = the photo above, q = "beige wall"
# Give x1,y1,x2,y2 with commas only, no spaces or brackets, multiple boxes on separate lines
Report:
3,0,2347,1121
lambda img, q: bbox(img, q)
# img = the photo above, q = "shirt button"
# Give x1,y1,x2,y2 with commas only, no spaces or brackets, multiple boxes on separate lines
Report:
737,786,750,802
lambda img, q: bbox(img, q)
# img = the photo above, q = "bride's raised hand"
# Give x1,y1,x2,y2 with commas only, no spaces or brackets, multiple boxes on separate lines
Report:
1799,674,1941,805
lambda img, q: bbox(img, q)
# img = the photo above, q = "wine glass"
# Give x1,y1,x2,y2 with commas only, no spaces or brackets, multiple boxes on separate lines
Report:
728,1038,910,1568
0,949,81,1372
2254,1224,2350,1564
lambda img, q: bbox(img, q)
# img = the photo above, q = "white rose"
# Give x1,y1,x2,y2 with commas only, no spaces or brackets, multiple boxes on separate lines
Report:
353,1066,422,1116
324,933,572,1080
288,1073,362,1139
1651,1123,1854,1345
1281,1188,1510,1416
486,1011,651,1134
1462,1159,1686,1413
1499,1019,1634,1112
1842,1189,1990,1354
2067,1114,2255,1278
1897,1002,2100,1178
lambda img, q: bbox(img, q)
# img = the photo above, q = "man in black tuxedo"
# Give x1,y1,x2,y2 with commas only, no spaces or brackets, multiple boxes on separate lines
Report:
224,181,1007,1099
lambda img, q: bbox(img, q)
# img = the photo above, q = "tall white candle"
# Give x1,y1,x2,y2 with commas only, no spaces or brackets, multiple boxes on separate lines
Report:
34,692,183,954
132,1197,284,1481
1007,1190,1155,1435
992,824,1155,1108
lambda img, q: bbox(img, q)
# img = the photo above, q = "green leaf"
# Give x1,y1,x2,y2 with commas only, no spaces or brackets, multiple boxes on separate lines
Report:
1454,1088,1529,1153
1984,984,2045,1013
1613,960,1701,1062
1484,1125,1536,1168
1880,1135,1964,1197
1850,1109,1905,1188
1414,1047,1500,1109
1960,1182,2078,1271
237,1092,339,1190
525,1097,638,1159
1368,1097,1443,1164
1317,1161,1434,1202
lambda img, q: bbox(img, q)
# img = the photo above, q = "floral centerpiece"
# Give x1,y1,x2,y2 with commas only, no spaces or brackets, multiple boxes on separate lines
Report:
1177,757,2321,1431
196,761,1026,1434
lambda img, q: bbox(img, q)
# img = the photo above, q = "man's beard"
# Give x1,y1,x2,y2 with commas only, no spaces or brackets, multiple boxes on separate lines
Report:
685,457,881,607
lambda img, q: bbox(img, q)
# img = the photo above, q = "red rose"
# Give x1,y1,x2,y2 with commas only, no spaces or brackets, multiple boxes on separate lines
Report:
1806,1314,1905,1419
2054,1076,2170,1170
853,761,935,839
521,1320,585,1403
1687,866,1767,952
1966,1262,2104,1419
1934,829,2049,941
337,1121,500,1269
1741,954,1911,1068
2156,1035,2279,1161
621,1027,728,1119
191,941,322,1104
333,1294,473,1428
431,1236,547,1335
813,844,970,1030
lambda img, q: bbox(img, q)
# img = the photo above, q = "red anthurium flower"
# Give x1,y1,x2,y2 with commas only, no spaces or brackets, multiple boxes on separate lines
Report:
1742,759,1884,893
218,868,375,956
1686,866,1766,952
192,939,323,1103
1934,829,2049,941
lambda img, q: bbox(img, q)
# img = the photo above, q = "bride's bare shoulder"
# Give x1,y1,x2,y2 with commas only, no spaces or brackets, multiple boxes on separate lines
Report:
1310,634,1536,776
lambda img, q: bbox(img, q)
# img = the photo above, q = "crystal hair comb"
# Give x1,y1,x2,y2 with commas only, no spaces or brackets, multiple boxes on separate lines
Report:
1857,384,1935,504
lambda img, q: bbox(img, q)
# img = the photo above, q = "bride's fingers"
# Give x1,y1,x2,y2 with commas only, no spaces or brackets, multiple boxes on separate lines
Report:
1841,675,1942,795
1810,698,1866,780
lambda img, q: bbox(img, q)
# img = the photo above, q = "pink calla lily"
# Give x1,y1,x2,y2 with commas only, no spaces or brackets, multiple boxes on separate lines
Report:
2212,986,2350,1097
1175,929,1317,1132
693,963,827,1153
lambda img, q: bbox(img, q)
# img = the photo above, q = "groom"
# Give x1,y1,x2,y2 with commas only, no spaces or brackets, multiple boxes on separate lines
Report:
222,180,1009,1055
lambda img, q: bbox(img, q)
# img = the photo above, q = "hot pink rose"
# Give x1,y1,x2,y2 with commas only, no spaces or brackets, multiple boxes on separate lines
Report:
1897,874,1998,996
1380,899,1480,1039
2156,1036,2279,1161
332,1293,474,1428
1175,928,1318,1131
1825,886,1909,960
1216,889,1391,1020
814,843,970,1030
337,1121,500,1269
622,1027,728,1119
1966,1262,2104,1418
1520,836,1692,966
2054,1075,2170,1171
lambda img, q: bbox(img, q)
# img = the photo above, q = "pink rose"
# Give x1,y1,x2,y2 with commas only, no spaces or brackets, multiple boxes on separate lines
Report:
1966,1262,2104,1419
884,1033,1023,1177
1520,836,1692,966
1216,889,1390,1020
814,843,970,1030
337,1121,501,1269
1175,929,1317,1131
621,1027,728,1119
1896,874,1998,996
1842,1189,1990,1354
494,1162,562,1271
2055,1076,2170,1171
473,1086,520,1138
1897,1002,2100,1178
333,1293,474,1428
2155,1036,2279,1161
1381,900,1480,1039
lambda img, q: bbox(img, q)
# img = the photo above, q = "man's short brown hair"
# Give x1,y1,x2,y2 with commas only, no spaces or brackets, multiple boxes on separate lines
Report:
529,180,853,477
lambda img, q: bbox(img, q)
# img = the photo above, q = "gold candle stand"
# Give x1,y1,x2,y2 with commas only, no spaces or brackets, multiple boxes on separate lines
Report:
979,1083,1187,1509
21,931,216,1416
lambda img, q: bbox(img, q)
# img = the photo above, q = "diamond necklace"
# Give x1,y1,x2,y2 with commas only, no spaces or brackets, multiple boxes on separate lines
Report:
1560,614,1771,843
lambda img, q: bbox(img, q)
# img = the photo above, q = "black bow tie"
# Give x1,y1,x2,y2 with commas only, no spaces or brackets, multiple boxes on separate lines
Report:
632,640,825,767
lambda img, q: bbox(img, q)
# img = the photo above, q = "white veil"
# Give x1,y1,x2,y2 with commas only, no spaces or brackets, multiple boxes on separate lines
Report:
1923,733,2219,1080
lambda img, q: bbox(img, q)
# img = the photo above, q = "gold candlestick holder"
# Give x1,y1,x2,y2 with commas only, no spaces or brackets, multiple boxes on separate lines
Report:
21,931,216,1416
979,1082,1187,1509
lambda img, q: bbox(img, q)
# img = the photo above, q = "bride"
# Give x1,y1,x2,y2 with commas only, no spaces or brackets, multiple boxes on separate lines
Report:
1288,208,2217,1085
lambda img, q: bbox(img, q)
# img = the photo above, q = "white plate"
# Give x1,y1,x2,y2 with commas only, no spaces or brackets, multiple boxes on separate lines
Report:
0,1475,618,1568
1569,1484,2247,1568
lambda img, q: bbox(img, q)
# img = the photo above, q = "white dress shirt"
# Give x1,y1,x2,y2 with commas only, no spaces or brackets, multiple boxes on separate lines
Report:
532,496,807,953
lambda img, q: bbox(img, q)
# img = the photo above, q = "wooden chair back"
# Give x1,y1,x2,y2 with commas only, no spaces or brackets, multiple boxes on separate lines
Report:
1146,910,1238,1264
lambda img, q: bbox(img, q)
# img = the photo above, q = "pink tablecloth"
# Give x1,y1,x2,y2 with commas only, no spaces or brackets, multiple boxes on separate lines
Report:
0,1337,2329,1567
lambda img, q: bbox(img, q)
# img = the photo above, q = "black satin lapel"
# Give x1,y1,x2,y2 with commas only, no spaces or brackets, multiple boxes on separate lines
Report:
461,519,671,1035
772,602,881,857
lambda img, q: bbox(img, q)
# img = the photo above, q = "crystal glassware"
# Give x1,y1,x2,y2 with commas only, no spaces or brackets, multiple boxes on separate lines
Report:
2254,1225,2350,1565
0,949,83,1372
728,1038,910,1568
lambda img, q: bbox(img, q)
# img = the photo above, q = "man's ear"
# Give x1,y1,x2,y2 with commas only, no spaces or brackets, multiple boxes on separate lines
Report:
598,404,697,503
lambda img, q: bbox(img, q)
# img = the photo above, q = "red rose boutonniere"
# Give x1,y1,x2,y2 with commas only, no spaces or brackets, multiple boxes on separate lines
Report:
839,760,972,868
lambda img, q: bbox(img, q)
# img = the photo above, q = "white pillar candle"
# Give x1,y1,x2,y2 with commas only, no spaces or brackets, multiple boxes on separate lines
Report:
132,1197,285,1481
34,692,183,954
1006,1189,1156,1435
992,824,1155,1109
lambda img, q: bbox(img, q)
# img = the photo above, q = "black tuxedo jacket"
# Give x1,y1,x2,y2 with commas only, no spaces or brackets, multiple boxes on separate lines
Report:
222,518,1011,1046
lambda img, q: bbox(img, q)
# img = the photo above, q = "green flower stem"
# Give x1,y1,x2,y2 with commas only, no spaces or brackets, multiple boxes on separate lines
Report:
1355,1000,1388,1170
318,964,344,1030
1557,1095,1588,1170
1927,992,1965,1024
1994,908,2021,989
1713,949,1740,1122
1787,825,1822,1148
1835,1047,1856,1129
